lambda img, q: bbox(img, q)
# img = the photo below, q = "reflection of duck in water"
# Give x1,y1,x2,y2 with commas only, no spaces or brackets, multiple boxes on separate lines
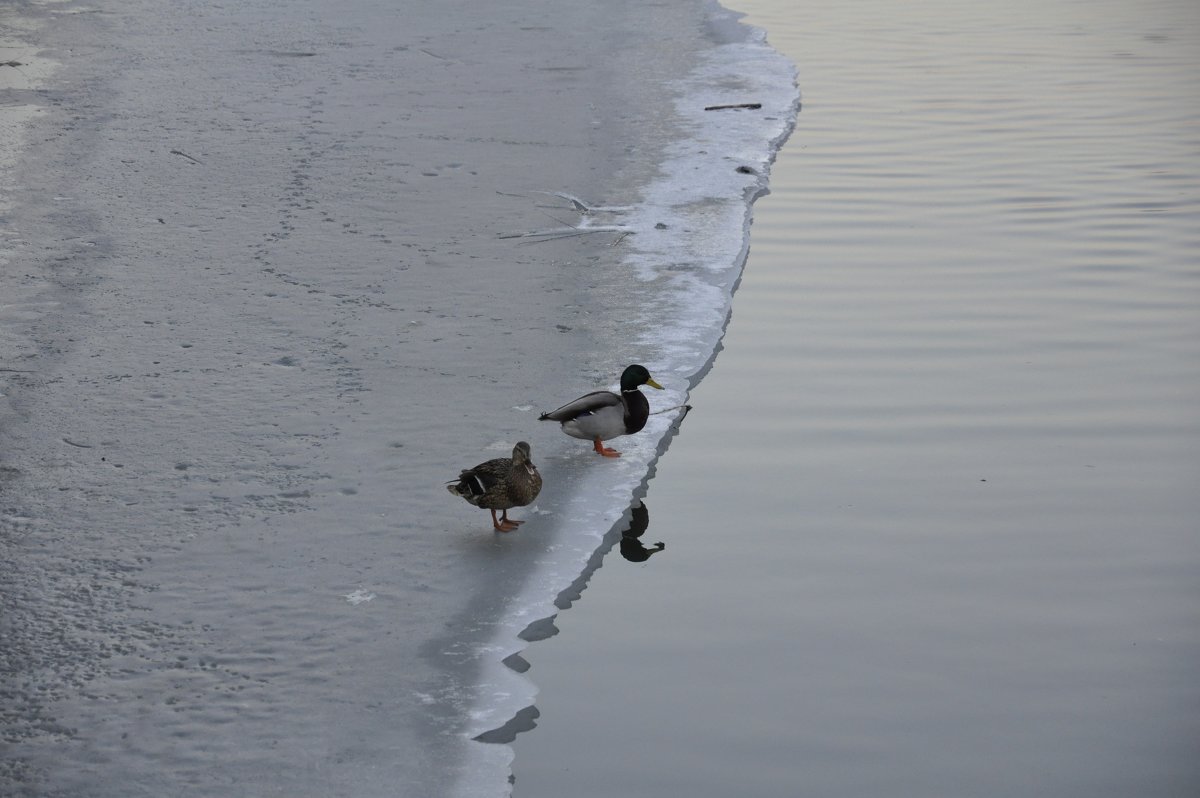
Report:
619,500,665,562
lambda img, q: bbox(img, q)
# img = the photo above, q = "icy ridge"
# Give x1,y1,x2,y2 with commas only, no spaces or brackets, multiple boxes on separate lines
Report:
453,8,800,797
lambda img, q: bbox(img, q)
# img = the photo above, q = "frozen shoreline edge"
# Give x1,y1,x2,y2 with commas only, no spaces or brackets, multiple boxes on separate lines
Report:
456,4,802,794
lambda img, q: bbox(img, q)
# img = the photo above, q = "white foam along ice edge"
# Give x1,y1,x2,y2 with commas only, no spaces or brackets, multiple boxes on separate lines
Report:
451,9,800,796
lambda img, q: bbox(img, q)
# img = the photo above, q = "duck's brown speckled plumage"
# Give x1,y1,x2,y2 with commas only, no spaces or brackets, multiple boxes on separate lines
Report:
446,441,542,532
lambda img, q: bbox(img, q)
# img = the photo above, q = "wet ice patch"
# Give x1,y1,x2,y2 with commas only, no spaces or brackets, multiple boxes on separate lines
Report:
343,589,375,605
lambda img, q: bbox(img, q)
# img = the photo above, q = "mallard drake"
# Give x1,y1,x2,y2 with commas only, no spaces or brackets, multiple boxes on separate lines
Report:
446,441,542,532
538,364,664,457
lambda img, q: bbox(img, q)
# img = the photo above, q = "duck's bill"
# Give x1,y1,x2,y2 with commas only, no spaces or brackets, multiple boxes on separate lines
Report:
646,377,664,390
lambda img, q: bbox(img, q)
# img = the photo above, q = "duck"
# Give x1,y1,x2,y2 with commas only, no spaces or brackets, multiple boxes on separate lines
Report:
538,364,664,457
446,441,543,532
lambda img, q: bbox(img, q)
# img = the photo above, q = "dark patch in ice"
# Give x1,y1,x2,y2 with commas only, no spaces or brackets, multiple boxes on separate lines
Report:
473,705,540,744
517,616,559,642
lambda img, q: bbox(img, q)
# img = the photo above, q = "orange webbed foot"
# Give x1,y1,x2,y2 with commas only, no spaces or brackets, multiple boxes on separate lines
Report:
593,438,622,457
491,510,520,533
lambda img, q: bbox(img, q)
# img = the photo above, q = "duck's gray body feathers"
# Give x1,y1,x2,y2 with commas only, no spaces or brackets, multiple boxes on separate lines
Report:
538,390,640,442
538,365,663,457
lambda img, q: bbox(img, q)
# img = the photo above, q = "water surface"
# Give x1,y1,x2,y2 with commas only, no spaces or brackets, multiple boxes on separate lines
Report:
513,0,1200,795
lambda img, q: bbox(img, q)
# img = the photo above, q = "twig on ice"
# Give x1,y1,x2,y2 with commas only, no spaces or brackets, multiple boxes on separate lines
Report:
169,149,203,165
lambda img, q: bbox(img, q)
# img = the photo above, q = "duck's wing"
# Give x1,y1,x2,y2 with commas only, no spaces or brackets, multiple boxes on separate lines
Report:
451,457,510,497
538,390,622,422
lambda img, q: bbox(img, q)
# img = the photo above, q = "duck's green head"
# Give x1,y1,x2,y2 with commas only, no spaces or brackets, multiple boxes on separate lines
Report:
621,364,664,392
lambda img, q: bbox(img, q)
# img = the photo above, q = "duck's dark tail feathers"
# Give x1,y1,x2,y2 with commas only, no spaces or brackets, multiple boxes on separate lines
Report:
447,472,488,498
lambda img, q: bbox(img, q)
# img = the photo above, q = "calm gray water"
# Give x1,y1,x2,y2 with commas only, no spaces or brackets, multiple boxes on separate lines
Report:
513,0,1200,795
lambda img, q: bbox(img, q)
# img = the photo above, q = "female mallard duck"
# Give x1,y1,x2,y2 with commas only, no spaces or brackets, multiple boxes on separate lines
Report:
538,364,664,457
447,441,542,532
